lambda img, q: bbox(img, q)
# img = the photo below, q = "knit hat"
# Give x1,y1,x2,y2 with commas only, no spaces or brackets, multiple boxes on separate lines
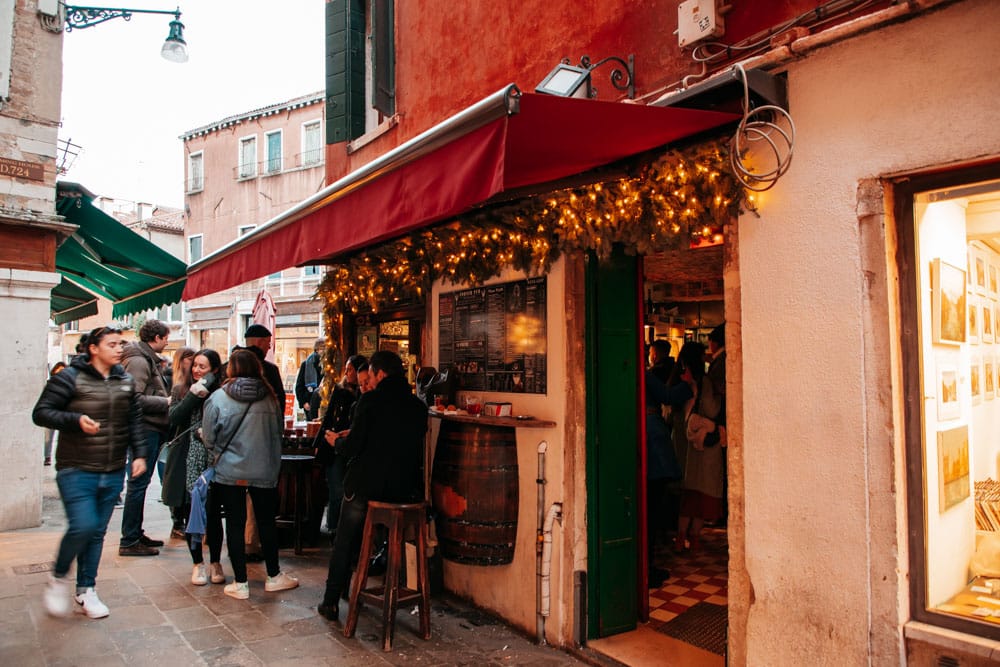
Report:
244,323,272,339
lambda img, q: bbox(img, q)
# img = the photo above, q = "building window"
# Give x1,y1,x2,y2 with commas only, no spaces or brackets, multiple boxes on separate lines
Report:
265,130,282,174
302,120,322,166
268,271,282,280
238,224,257,237
64,320,80,332
238,135,257,179
326,0,395,143
188,234,203,263
303,265,320,277
187,151,204,192
898,161,1000,640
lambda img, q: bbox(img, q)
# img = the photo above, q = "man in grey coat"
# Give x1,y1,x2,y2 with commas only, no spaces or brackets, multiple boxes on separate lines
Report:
119,319,171,556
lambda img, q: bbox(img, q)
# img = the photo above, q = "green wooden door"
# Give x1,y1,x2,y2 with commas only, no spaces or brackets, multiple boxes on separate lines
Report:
586,248,639,638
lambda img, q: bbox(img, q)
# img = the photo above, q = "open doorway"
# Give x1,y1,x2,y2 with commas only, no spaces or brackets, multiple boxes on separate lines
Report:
587,242,729,666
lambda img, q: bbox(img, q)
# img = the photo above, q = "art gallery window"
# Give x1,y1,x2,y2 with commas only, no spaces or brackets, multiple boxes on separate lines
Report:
897,160,1000,639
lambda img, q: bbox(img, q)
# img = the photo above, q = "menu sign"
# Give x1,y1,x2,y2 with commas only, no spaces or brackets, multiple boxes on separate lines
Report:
438,277,547,394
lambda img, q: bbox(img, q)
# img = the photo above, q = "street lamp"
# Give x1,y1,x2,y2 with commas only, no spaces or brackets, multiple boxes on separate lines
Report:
535,55,635,100
61,5,189,63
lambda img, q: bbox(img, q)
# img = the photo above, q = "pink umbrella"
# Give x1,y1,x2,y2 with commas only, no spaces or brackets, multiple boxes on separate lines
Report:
250,288,276,363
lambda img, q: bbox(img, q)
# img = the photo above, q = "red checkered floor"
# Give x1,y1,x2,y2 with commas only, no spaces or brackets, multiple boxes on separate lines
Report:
648,527,728,627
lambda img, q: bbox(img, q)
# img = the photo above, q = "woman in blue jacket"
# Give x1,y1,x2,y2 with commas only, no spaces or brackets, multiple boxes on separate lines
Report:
201,349,297,599
32,325,147,619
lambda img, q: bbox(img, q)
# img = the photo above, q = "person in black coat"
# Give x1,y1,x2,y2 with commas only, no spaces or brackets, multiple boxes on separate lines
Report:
317,350,427,623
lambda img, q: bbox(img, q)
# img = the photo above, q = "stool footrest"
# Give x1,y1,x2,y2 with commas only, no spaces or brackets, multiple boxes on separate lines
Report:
360,586,422,606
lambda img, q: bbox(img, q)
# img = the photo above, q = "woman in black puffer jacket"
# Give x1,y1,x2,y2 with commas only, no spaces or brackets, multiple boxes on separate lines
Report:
32,325,147,620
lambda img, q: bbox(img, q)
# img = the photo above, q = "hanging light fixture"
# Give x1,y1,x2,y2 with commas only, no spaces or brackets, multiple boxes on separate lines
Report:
60,5,189,63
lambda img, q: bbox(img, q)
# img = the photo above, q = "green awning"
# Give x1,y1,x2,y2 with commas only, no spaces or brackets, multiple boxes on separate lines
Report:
50,276,99,324
55,183,187,319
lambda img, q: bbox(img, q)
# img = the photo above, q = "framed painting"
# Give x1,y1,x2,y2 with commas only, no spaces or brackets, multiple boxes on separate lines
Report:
975,251,988,295
987,356,996,400
937,425,970,512
971,355,982,405
991,263,998,296
931,259,967,345
936,363,960,421
984,303,994,344
969,294,980,344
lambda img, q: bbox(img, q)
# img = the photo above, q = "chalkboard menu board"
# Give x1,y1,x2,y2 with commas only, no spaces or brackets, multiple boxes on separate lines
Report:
438,277,547,394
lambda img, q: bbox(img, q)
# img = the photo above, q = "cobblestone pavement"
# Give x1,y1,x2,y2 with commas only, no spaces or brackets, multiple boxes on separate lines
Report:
0,468,595,666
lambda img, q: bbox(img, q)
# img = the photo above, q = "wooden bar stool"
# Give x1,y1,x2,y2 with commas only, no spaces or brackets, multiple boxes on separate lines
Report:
343,500,431,651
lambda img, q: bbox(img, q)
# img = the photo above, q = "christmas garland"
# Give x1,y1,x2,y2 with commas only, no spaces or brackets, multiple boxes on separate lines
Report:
316,139,752,378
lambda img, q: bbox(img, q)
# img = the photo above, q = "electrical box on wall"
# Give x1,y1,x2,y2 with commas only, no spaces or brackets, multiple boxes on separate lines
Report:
677,0,725,48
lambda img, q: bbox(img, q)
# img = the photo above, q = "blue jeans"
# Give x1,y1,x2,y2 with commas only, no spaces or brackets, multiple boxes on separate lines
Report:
120,430,163,546
55,467,124,588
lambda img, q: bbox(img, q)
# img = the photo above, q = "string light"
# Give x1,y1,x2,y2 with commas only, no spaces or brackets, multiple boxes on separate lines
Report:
313,140,752,398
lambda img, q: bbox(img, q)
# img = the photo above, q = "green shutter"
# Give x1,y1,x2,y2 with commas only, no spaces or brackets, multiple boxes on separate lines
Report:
325,0,365,143
372,0,395,117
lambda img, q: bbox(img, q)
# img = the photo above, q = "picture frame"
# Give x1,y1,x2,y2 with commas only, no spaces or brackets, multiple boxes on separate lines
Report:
971,355,982,405
937,425,970,512
990,263,998,296
931,259,967,345
983,303,994,344
975,251,988,295
968,294,979,344
995,300,1000,339
987,356,996,400
936,363,960,421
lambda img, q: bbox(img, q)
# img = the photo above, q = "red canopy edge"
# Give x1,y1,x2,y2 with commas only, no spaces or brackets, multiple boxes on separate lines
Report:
183,87,737,301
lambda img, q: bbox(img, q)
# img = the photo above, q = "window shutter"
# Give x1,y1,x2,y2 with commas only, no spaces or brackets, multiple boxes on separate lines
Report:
372,0,395,117
326,0,366,143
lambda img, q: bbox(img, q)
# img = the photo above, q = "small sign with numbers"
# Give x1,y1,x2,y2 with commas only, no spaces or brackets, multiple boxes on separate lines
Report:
0,156,44,181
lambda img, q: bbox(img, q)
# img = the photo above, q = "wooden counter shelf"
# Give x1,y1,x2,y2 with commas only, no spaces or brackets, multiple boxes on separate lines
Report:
428,410,555,428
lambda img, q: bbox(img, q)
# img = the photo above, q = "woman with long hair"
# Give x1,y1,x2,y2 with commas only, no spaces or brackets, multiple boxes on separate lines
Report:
671,340,725,553
162,347,196,537
169,348,226,585
201,348,298,599
32,325,147,618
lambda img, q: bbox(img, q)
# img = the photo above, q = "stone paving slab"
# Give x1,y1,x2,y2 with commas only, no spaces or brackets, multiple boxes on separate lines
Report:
0,467,595,666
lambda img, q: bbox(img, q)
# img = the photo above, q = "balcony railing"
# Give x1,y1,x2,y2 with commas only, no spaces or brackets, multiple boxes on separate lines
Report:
231,151,324,181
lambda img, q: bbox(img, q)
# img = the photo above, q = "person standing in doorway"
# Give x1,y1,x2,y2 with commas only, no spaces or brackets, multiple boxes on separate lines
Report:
119,319,171,557
295,339,325,421
33,325,148,618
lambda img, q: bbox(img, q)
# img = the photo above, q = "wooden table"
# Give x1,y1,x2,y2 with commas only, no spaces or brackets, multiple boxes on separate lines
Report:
937,575,1000,624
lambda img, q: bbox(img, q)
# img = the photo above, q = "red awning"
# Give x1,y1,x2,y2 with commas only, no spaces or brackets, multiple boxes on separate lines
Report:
183,85,737,300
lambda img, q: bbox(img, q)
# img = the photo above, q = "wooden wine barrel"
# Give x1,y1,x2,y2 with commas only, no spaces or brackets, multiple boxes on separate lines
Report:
431,420,519,565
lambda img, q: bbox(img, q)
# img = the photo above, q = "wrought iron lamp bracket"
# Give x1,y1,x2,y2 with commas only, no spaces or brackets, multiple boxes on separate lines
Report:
567,54,635,100
63,5,180,31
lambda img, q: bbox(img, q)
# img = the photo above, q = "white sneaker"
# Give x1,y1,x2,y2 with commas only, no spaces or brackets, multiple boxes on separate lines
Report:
224,581,249,600
74,587,109,619
43,575,72,618
191,563,208,586
209,562,226,584
264,571,299,592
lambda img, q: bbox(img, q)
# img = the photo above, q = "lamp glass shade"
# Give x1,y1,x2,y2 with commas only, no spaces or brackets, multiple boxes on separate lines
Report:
160,19,188,63
535,63,590,98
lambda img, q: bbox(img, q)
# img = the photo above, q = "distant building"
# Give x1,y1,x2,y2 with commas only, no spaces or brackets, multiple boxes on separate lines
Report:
181,92,326,393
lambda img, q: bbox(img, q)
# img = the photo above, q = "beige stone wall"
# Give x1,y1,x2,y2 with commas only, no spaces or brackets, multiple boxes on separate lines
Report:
735,1,1000,664
0,2,65,530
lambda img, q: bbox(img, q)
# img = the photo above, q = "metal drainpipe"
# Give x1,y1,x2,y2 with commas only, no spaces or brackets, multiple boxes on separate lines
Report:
535,440,547,644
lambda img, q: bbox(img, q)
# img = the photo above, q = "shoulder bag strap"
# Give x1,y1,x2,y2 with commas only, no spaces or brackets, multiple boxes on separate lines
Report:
212,401,253,466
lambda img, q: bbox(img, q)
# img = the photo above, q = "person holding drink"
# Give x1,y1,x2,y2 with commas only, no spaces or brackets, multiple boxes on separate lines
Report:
32,324,148,618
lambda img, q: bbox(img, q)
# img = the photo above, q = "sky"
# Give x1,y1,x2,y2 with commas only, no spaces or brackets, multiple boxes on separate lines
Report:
59,0,325,208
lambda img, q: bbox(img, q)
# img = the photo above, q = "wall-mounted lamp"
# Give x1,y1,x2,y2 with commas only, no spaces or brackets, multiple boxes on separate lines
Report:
41,3,188,62
535,55,635,100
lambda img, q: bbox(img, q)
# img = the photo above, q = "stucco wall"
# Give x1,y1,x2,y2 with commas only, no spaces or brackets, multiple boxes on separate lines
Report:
736,1,1000,664
429,258,571,642
0,269,59,530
